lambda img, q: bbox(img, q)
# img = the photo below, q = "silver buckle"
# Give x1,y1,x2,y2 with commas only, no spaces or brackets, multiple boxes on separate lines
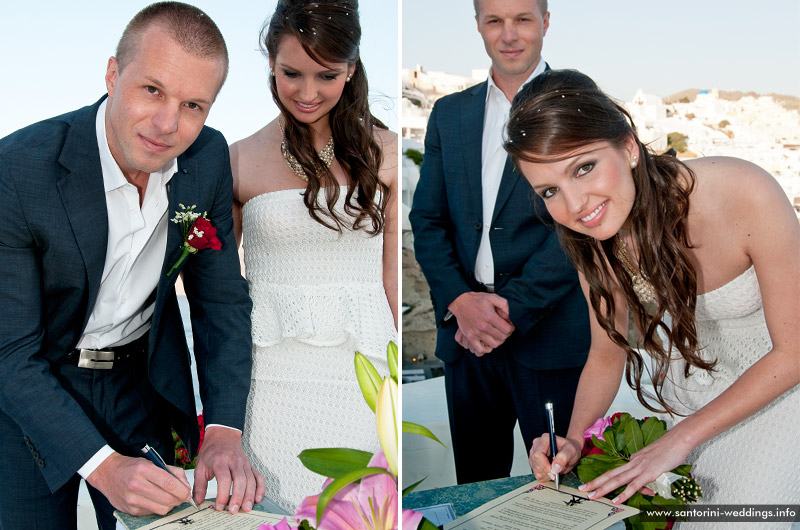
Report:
77,349,115,369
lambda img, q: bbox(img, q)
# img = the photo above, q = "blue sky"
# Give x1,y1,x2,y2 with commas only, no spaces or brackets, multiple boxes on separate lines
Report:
402,0,800,101
0,1,398,142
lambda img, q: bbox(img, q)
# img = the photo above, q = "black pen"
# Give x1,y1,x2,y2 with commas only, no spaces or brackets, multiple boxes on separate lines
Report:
141,444,199,510
545,402,559,491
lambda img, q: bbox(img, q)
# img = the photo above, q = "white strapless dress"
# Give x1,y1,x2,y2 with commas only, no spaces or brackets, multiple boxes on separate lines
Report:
240,187,395,512
660,266,800,529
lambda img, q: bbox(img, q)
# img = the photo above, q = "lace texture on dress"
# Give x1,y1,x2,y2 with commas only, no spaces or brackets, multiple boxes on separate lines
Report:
656,266,799,528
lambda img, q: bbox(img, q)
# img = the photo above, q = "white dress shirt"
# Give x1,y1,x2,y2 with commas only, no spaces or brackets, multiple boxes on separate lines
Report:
77,100,176,479
77,100,237,480
474,59,547,285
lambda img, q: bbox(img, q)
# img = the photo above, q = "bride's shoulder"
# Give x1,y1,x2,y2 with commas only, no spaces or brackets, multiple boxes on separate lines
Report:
230,122,282,201
685,156,781,209
372,126,397,155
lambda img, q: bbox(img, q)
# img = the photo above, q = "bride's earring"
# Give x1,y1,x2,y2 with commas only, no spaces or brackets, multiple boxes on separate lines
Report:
630,155,639,169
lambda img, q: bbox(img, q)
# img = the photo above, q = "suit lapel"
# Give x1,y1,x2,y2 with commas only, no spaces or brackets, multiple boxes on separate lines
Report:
491,158,521,224
490,63,550,223
56,100,109,332
461,82,488,214
149,153,198,351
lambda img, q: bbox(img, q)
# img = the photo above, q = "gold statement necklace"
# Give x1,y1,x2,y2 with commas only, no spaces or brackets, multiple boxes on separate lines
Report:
279,115,335,181
615,234,657,304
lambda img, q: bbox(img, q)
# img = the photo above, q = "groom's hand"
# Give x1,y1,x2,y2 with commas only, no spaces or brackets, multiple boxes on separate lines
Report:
86,452,192,516
448,292,515,356
192,426,265,514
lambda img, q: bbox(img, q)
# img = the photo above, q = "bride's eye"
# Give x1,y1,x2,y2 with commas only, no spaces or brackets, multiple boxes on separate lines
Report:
576,163,594,177
542,186,558,199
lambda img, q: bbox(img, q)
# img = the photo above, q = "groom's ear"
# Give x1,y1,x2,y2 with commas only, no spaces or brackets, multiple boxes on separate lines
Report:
106,57,119,99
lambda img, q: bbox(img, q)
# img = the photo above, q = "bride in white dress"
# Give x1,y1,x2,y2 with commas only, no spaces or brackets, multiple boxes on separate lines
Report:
229,0,397,511
506,70,799,528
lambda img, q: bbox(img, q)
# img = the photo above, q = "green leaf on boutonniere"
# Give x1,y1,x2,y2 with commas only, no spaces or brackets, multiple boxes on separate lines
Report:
624,419,645,455
641,416,667,445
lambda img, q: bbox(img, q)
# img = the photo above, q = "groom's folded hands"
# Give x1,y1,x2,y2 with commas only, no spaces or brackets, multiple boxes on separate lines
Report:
86,451,193,516
191,426,266,514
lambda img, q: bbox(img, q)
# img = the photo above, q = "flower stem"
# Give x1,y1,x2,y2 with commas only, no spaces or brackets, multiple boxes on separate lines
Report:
167,248,192,276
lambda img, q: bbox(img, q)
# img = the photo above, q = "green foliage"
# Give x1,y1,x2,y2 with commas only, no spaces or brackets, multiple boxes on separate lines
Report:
405,148,424,167
403,421,445,446
419,519,440,530
641,416,667,445
667,132,688,152
354,352,382,412
315,467,394,524
298,448,373,479
402,476,428,496
577,413,702,530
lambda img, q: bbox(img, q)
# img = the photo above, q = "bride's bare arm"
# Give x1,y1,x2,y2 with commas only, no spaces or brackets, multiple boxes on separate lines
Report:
377,128,399,329
529,272,628,481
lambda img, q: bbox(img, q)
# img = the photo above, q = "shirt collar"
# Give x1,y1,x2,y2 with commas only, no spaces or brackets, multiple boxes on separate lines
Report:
486,57,547,104
95,99,178,193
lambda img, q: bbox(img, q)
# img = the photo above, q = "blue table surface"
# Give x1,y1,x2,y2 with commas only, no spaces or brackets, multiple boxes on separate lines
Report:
404,473,583,517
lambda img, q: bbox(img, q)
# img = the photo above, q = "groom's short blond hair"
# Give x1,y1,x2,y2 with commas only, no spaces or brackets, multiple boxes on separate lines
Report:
115,1,229,86
473,0,548,17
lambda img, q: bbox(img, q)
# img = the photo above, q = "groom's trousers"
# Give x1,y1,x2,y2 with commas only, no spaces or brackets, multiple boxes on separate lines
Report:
0,349,174,530
444,348,582,485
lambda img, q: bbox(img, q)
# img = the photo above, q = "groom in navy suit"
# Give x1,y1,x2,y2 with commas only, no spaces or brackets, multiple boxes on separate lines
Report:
0,3,264,529
410,0,590,484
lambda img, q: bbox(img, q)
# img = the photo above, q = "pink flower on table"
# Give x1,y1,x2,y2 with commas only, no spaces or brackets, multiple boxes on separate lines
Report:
584,416,613,442
294,450,399,530
402,509,423,530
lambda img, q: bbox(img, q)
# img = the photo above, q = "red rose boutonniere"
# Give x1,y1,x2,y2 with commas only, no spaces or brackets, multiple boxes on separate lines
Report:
166,204,221,276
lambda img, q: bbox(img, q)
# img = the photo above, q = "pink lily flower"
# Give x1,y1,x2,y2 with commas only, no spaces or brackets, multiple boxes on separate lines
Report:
293,450,408,530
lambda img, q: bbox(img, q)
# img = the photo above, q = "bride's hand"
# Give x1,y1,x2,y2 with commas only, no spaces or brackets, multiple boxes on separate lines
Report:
578,431,692,504
529,434,582,483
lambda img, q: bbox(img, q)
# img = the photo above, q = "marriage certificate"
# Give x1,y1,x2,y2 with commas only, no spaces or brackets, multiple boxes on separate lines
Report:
115,501,286,530
444,481,639,530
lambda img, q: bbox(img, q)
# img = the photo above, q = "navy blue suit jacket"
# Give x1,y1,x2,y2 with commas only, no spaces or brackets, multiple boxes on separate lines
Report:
409,79,590,369
0,97,252,492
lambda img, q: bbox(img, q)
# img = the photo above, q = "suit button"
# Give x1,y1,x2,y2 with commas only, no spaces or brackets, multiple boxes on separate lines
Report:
474,222,482,230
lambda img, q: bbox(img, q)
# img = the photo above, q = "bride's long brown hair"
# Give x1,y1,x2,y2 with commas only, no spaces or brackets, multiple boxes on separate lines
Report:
504,70,715,415
262,0,389,234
